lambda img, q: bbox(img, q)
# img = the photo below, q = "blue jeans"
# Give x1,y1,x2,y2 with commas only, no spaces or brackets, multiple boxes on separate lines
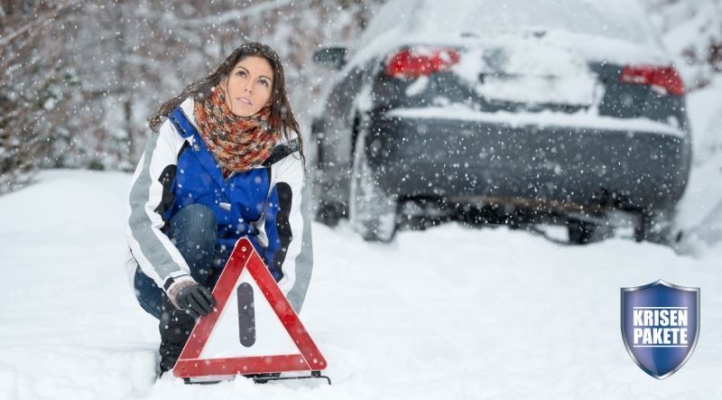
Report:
134,204,220,319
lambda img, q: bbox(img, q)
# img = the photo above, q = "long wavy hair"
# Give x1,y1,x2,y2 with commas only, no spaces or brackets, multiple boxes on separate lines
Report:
148,42,304,166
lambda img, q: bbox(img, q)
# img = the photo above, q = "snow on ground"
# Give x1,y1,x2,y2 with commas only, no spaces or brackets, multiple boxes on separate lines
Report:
1,170,721,399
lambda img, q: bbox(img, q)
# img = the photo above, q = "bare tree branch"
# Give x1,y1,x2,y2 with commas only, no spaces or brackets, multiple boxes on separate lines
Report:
0,0,78,46
136,0,297,28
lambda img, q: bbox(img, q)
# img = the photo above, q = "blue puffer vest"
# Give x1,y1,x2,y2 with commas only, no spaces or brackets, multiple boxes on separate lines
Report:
164,107,273,270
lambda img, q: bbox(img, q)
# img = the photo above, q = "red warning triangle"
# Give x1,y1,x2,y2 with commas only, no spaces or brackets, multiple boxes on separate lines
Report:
173,238,327,379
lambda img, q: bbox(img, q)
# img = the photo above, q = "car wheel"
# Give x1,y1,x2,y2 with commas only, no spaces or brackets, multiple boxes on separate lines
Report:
567,219,596,245
308,133,342,227
349,132,398,242
312,177,343,226
314,196,343,227
634,209,675,244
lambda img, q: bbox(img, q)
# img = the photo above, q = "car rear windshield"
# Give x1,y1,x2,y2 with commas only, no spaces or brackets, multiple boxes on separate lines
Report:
368,0,657,45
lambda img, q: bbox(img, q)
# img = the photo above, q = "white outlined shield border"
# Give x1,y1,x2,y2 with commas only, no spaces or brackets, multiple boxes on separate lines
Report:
620,280,700,379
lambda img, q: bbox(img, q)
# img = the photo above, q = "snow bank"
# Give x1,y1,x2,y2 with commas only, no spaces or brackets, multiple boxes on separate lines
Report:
0,170,721,399
674,76,722,252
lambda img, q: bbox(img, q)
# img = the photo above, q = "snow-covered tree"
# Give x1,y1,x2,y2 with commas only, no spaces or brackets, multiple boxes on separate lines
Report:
642,0,722,90
2,0,383,193
0,0,82,193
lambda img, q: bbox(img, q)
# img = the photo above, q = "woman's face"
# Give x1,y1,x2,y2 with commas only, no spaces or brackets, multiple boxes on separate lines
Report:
223,56,274,117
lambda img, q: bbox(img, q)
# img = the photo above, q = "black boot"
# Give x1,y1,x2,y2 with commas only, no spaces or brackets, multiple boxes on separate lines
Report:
158,293,196,375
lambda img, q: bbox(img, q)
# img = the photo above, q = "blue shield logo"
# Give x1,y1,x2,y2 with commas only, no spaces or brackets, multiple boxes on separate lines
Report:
621,280,700,379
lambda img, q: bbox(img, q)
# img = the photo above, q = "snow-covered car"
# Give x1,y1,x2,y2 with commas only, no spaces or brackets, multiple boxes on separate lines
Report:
310,0,692,243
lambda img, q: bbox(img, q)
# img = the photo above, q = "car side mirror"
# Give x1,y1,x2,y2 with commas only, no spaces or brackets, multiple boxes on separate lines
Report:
313,47,347,70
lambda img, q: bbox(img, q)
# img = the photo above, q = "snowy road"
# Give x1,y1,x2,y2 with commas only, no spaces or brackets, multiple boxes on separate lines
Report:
0,170,721,399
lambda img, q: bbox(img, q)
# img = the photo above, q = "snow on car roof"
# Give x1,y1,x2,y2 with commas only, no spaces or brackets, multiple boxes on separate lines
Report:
344,0,668,74
362,0,659,46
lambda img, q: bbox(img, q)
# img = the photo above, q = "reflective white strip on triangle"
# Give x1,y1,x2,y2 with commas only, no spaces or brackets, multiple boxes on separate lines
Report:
199,267,300,358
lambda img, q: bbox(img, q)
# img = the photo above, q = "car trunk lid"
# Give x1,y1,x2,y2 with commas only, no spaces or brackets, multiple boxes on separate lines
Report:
453,35,600,108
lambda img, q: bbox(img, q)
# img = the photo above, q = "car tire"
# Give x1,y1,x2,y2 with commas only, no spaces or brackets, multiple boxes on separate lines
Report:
308,133,342,227
349,132,398,242
634,209,675,245
567,219,596,245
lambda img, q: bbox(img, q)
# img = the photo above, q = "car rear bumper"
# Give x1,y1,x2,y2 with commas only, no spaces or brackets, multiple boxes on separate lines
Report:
365,113,692,212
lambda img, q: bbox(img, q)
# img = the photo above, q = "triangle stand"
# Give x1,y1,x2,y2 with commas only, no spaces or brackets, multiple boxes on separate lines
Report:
184,371,331,385
173,238,329,384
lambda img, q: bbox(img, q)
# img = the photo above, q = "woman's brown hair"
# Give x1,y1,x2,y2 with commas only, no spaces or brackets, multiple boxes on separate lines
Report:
148,42,304,166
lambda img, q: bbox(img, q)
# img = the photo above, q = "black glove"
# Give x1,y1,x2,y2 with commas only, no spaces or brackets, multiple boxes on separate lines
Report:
175,283,216,319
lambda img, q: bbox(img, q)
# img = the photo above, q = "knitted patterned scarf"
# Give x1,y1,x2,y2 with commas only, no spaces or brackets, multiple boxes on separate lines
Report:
193,85,278,177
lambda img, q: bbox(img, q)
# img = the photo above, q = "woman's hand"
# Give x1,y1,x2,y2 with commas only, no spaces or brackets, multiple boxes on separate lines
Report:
169,280,216,318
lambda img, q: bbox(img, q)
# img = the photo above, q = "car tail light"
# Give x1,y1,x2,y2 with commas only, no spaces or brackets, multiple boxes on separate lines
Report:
386,47,461,78
620,65,684,95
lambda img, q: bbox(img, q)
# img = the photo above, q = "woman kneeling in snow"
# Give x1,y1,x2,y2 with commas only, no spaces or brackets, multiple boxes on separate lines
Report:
125,42,313,374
